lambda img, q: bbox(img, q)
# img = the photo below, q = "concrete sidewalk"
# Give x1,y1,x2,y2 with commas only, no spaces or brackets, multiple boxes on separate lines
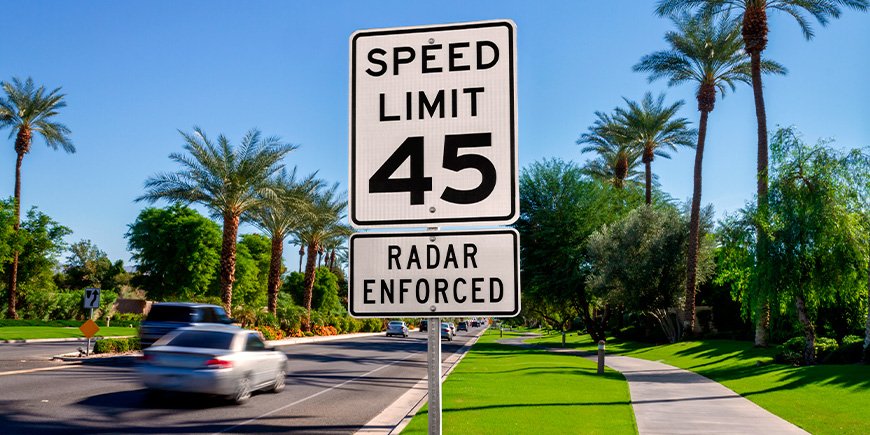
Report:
499,337,808,435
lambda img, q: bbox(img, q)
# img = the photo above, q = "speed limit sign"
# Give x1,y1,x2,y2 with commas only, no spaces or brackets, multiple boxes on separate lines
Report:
349,20,518,228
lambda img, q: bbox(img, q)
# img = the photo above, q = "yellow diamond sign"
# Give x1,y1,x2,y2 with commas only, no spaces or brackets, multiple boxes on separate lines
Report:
79,319,100,338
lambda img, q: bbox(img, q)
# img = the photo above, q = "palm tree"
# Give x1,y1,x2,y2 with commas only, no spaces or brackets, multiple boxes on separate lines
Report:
138,127,295,313
615,92,696,204
0,77,75,319
291,182,350,331
634,12,785,334
658,0,868,348
578,112,645,189
246,168,320,314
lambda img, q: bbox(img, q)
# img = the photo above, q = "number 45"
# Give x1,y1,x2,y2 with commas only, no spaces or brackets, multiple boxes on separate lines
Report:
369,133,496,205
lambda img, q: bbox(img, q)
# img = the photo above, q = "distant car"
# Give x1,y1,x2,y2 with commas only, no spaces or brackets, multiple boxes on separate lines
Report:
457,321,468,332
470,320,480,328
139,302,236,348
137,325,288,404
448,322,456,336
386,321,409,338
419,320,428,332
440,322,452,341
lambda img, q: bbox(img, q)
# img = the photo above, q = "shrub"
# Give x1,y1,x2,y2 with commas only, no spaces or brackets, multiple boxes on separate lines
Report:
775,336,840,365
254,325,284,341
824,335,865,364
93,337,140,354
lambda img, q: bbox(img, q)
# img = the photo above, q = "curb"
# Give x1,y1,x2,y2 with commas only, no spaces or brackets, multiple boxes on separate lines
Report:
1,335,135,344
355,327,487,435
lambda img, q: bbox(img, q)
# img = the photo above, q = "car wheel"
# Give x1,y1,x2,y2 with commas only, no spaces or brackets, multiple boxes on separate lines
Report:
232,376,252,405
270,370,286,393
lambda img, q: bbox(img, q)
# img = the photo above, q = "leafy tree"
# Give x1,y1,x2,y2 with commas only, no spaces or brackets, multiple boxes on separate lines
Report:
126,204,222,301
231,239,267,308
0,77,75,319
282,267,342,314
614,92,696,204
763,128,869,364
634,12,785,332
246,168,320,314
578,111,645,189
60,239,119,289
0,206,71,317
515,159,646,341
658,0,869,348
138,128,296,312
291,182,349,331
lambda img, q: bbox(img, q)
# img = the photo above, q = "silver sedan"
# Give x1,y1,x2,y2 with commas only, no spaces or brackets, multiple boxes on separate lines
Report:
136,325,288,404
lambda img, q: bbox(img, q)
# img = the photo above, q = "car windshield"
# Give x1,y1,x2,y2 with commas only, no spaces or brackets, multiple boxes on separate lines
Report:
164,330,235,349
389,322,403,326
146,305,195,322
441,323,449,327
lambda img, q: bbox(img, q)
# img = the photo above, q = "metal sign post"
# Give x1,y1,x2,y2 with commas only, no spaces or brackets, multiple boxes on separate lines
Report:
83,288,101,357
427,318,442,434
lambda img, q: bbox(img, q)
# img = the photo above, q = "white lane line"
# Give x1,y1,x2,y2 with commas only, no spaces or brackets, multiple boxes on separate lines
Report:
0,363,82,376
214,351,422,434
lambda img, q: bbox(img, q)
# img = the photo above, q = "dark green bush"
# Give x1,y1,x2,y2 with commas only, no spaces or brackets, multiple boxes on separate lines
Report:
775,336,840,365
824,335,865,364
93,337,140,354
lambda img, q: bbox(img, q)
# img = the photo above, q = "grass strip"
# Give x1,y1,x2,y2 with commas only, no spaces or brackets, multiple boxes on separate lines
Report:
530,332,870,435
0,326,138,341
402,329,636,434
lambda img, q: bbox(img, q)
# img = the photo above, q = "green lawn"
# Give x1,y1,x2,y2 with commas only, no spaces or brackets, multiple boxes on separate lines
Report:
0,326,138,341
402,330,636,434
530,332,870,435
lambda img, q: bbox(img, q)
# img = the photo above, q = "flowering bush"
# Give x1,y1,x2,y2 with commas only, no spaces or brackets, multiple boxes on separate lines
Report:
313,325,338,336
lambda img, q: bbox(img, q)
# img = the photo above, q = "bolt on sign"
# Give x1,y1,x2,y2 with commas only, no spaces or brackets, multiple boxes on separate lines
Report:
349,229,520,317
349,20,518,227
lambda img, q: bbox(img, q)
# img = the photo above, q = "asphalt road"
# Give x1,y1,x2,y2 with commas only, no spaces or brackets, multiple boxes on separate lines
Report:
0,330,479,434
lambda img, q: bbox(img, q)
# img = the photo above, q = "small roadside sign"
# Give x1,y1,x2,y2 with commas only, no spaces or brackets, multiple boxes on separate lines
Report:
83,288,100,309
79,319,100,338
348,228,520,317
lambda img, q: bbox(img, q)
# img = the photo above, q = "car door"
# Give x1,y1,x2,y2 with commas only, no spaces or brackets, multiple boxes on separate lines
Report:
244,332,271,388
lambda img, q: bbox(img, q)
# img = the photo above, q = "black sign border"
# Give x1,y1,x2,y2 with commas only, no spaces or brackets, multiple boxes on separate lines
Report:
350,20,517,228
348,228,520,318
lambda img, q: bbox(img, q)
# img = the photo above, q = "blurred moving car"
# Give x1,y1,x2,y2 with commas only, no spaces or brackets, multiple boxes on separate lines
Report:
440,322,452,341
137,325,288,404
419,320,428,332
470,320,480,328
139,302,235,348
386,321,409,337
448,322,456,336
457,321,468,332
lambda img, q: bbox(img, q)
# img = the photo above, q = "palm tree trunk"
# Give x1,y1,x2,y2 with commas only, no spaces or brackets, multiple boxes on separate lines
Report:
219,213,240,313
685,109,710,336
266,235,284,314
298,245,304,273
6,151,26,319
302,240,319,332
644,159,652,205
751,49,771,347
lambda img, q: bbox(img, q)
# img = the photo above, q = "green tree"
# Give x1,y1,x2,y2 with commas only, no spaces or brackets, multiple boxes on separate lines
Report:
246,168,319,314
587,205,715,342
0,77,75,319
281,267,342,314
515,159,646,341
0,207,71,317
763,128,869,364
658,0,869,348
126,204,222,301
615,92,696,204
578,111,645,189
291,182,349,331
61,239,112,289
231,239,267,308
634,12,785,332
138,128,296,312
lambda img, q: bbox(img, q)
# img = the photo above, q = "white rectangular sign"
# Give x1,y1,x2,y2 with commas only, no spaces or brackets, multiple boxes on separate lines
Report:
349,20,518,228
349,229,520,317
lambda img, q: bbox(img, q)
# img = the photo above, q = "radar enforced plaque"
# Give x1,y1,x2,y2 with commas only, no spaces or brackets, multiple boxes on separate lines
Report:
349,229,520,317
349,20,517,227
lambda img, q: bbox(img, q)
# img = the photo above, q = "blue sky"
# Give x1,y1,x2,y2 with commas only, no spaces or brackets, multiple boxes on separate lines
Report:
1,1,868,269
